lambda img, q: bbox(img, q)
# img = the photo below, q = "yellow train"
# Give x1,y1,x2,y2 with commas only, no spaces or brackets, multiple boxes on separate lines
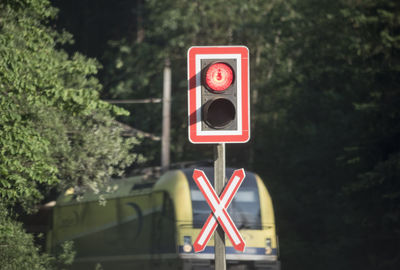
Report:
47,167,280,270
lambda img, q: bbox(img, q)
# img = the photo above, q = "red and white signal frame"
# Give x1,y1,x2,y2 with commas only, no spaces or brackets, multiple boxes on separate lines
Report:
187,46,250,144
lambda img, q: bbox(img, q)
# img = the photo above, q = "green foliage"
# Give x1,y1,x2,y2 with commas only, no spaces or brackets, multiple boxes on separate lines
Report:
1,0,144,268
0,0,141,211
55,112,143,192
253,0,400,269
0,204,75,270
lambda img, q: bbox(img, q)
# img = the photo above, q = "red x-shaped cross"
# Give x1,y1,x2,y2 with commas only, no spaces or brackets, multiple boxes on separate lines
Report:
192,169,246,252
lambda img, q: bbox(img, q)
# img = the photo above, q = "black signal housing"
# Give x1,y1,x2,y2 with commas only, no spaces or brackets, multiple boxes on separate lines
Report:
201,59,237,130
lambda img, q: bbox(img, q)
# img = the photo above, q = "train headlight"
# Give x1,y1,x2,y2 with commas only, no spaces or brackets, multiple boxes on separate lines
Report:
265,238,272,255
183,236,193,253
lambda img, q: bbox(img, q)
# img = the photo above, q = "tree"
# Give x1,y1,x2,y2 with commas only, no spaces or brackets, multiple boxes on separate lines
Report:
1,0,142,267
252,0,400,269
0,0,142,210
0,203,75,270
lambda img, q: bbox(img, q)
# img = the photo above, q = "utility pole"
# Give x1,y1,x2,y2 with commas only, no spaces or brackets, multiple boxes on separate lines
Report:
161,58,171,171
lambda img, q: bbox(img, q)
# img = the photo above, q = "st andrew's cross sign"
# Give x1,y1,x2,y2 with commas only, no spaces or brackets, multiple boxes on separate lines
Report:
192,169,246,252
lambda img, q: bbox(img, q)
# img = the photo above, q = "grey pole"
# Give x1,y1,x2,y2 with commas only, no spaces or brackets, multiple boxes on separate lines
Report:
214,143,226,270
161,58,171,171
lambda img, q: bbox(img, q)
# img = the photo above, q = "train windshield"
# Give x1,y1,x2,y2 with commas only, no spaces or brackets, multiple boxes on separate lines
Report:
186,168,262,229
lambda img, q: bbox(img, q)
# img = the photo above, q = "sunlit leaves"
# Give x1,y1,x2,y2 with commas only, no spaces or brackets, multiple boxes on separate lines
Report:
0,0,139,211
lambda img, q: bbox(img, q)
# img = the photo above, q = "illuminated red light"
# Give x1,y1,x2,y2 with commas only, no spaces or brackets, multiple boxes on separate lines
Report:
205,62,233,91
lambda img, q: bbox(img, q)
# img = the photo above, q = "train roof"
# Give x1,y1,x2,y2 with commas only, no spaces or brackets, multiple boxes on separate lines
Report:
55,166,259,206
56,174,157,206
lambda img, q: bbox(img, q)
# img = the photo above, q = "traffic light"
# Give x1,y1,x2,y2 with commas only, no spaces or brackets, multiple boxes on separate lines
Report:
187,46,249,144
201,60,237,130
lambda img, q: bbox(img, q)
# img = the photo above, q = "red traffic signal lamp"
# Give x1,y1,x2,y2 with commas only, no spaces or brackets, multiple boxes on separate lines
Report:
204,62,234,91
187,46,250,143
203,62,236,129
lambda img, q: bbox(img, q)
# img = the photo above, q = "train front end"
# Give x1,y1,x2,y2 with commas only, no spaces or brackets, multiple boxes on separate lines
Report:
155,168,280,270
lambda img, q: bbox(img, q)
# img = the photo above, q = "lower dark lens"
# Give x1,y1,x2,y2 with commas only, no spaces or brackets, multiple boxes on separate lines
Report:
204,98,235,128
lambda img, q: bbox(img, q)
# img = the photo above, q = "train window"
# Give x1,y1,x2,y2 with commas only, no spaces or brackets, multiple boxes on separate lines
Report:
190,190,204,201
234,191,256,202
186,168,262,230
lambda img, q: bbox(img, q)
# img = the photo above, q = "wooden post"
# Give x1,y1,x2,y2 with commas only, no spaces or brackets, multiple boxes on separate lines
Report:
214,143,226,270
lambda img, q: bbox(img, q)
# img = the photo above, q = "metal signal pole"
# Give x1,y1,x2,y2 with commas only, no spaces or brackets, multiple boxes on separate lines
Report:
214,143,226,270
